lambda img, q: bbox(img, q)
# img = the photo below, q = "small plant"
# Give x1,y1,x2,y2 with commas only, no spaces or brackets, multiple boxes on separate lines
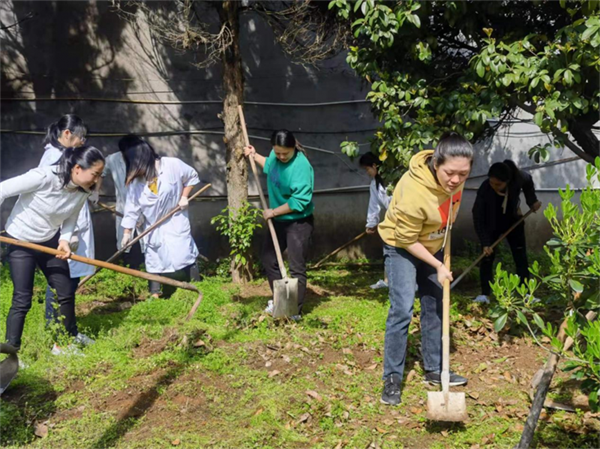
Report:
211,201,262,283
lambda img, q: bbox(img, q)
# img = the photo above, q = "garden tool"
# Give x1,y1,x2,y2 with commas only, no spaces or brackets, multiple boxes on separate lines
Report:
427,233,468,422
0,343,19,396
238,105,298,318
0,236,203,321
313,231,367,269
77,183,211,291
450,208,535,290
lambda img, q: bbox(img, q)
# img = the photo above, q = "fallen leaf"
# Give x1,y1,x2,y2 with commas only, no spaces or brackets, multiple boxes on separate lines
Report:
468,391,480,400
383,418,394,426
258,315,266,323
376,427,388,434
254,408,264,416
306,390,323,401
365,363,378,370
474,362,488,374
470,445,480,449
342,348,352,355
409,407,423,415
503,372,512,382
171,439,180,446
34,422,48,438
268,370,281,378
406,369,417,383
297,412,311,424
334,441,343,449
441,430,449,437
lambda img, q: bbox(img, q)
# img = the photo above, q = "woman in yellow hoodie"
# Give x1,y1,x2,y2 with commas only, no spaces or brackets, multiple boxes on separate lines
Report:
378,132,474,406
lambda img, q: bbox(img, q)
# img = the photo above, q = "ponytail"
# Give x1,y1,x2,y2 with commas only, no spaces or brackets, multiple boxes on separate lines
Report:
430,131,474,170
44,114,87,149
55,145,104,188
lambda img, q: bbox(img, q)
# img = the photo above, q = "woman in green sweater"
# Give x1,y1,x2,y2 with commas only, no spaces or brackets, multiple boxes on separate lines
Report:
244,130,314,316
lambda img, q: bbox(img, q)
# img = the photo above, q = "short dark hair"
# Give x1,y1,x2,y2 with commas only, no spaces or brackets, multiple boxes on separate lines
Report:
55,145,104,188
44,114,88,149
432,132,474,167
119,136,159,185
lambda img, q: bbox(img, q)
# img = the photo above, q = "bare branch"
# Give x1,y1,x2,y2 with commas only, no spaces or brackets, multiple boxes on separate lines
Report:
254,1,349,66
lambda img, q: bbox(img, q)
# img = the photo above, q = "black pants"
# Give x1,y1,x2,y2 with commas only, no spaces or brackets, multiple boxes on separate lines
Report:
148,263,195,299
6,233,78,350
262,215,314,313
480,221,529,296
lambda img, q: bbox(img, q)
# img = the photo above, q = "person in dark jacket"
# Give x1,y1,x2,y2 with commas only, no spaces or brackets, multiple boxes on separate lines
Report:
472,160,542,303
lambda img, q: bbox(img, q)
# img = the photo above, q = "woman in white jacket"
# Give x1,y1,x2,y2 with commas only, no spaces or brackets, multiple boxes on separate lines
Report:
0,146,104,353
120,137,200,299
38,115,96,342
359,152,392,289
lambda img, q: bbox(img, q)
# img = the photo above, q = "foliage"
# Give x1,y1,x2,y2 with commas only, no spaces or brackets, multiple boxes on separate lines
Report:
211,202,262,281
489,157,600,411
330,0,600,182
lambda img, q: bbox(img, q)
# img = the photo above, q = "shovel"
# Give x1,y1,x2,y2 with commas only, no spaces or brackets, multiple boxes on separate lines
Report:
427,233,468,422
0,343,19,396
238,105,298,318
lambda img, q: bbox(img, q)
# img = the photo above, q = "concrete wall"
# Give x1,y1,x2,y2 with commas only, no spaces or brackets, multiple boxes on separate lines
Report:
1,1,595,262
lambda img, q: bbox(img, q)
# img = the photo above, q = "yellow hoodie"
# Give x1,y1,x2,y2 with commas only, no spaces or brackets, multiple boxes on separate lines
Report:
378,150,464,254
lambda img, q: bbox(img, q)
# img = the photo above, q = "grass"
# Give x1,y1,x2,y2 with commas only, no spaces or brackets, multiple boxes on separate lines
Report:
0,257,596,449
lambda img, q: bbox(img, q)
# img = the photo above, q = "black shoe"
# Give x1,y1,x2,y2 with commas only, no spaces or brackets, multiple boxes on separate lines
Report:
380,373,402,405
424,370,468,386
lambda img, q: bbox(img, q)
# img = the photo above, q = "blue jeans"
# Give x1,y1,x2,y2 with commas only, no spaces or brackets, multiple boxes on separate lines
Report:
45,278,80,327
383,244,443,381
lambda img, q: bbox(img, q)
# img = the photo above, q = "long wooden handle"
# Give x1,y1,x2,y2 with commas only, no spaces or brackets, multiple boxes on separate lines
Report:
78,183,211,289
450,208,535,289
313,231,367,269
97,202,124,218
442,234,452,399
0,236,198,292
238,105,288,279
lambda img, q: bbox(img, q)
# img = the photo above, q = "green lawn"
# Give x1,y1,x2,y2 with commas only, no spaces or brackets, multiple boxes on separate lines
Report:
0,261,596,449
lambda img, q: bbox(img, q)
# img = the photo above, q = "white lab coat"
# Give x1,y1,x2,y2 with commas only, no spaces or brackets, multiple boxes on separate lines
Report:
121,157,200,273
103,152,145,252
366,179,392,229
39,144,95,278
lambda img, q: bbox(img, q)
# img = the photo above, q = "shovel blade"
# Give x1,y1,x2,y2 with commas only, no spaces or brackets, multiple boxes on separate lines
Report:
426,391,468,422
273,278,299,318
0,355,18,396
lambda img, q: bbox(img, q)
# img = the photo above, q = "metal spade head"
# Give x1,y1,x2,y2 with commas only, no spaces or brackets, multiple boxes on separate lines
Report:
272,277,299,318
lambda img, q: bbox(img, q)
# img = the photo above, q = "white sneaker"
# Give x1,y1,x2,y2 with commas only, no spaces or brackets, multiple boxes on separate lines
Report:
74,333,95,346
51,343,83,357
473,295,490,304
370,279,388,290
264,300,274,316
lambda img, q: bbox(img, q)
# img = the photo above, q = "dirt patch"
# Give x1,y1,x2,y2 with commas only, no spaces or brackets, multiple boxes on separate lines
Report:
131,328,180,359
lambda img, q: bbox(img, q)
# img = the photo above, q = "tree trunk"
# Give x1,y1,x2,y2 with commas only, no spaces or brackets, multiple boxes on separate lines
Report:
219,1,249,283
568,112,599,163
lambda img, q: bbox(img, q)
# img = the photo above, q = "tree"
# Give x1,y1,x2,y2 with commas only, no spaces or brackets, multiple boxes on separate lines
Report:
329,0,599,180
112,0,346,282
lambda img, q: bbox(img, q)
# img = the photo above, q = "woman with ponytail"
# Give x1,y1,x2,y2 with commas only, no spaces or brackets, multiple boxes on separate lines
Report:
38,115,97,345
0,146,104,354
359,152,392,289
120,136,201,299
243,129,314,318
472,159,542,303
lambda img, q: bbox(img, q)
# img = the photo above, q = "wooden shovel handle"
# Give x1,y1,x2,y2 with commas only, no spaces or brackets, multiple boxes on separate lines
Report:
451,208,535,289
238,105,288,279
78,183,211,290
0,236,199,292
313,231,367,269
442,234,452,397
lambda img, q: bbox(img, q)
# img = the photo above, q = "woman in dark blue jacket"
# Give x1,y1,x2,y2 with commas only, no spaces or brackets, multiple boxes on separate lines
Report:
472,160,542,303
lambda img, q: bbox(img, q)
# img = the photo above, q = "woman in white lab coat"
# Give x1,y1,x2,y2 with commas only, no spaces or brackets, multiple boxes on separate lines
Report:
38,115,96,342
120,137,200,298
102,135,145,268
359,152,392,289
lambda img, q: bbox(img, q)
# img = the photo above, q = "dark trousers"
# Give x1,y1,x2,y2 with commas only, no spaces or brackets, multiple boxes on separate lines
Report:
6,233,78,350
262,215,314,313
480,221,529,296
45,277,80,326
149,263,195,299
